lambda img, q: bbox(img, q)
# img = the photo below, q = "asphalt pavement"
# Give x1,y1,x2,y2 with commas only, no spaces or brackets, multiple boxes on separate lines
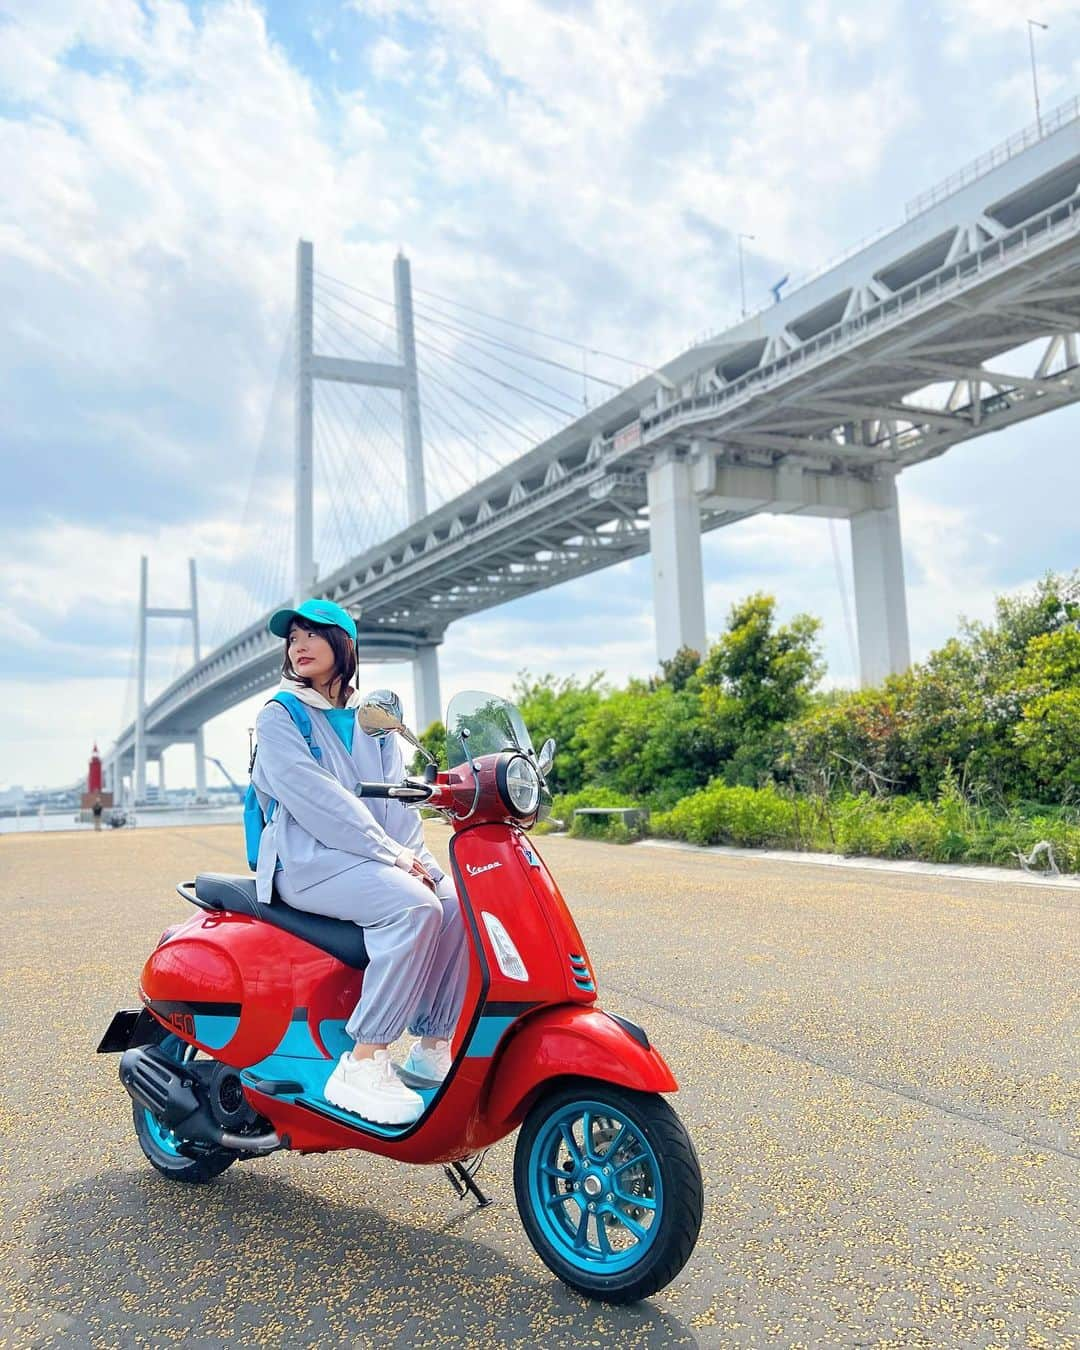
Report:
0,823,1076,1348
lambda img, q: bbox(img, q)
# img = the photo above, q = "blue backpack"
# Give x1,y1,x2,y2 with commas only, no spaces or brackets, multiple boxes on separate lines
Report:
243,692,321,871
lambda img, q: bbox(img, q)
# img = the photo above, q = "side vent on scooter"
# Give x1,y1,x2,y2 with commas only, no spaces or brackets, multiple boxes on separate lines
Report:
568,953,595,993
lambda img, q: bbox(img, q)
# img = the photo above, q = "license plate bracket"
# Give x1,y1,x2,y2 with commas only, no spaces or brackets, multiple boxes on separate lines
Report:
97,1008,157,1054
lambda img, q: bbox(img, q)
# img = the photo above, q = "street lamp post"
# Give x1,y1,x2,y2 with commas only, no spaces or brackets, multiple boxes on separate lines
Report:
1027,18,1048,137
737,233,755,319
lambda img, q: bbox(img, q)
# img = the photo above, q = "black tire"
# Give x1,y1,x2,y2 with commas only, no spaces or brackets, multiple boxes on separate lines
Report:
131,1031,237,1184
513,1080,703,1303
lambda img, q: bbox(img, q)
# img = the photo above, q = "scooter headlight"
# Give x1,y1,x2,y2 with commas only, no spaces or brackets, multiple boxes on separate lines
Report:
497,754,541,817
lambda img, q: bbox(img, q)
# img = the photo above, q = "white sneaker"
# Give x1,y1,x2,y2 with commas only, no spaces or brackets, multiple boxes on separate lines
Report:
324,1050,425,1125
402,1038,452,1082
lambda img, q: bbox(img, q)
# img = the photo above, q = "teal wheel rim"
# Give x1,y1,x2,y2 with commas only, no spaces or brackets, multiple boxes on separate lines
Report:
143,1107,185,1156
527,1098,663,1274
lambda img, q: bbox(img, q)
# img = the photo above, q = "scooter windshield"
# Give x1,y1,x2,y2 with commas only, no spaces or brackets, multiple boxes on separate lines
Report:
445,690,534,769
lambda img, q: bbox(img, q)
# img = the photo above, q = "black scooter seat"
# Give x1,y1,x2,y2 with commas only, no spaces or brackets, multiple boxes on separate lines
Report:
193,873,369,969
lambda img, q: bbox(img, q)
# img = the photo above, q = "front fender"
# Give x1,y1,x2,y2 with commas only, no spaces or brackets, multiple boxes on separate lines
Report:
485,1005,678,1130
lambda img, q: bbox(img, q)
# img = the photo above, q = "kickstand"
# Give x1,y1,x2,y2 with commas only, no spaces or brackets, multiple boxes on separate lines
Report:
443,1160,493,1209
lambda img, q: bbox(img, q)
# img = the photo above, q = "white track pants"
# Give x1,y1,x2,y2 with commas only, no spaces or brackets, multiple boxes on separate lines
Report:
275,862,469,1045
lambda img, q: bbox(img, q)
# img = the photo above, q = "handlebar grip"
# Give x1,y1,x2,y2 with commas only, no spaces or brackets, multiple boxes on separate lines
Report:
354,782,433,801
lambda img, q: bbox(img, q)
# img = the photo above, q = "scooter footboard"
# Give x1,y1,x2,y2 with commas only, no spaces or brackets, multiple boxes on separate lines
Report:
484,1005,678,1130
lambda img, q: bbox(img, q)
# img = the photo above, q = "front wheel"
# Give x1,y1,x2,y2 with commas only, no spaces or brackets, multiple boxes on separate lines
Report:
513,1081,703,1303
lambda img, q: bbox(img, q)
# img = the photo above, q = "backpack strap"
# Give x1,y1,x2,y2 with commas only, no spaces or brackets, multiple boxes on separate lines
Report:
245,694,323,872
268,691,320,761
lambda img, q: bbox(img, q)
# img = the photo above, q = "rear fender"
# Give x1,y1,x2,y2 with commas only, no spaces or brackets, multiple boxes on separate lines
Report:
484,1005,677,1130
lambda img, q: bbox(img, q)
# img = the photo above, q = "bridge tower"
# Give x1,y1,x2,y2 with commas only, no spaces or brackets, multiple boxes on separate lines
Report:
295,240,442,729
132,556,207,805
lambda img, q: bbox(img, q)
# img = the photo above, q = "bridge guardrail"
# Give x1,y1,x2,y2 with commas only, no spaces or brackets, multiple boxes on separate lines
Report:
905,94,1080,220
642,196,1080,442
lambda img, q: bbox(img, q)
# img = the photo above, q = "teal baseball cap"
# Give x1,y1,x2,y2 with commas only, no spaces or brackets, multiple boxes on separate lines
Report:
268,598,358,642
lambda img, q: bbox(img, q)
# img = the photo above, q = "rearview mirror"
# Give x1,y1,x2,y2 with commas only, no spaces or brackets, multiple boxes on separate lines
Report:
358,689,434,765
537,737,556,777
357,689,404,736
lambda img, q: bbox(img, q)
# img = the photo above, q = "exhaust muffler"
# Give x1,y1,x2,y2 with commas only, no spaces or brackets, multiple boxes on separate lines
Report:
119,1045,279,1154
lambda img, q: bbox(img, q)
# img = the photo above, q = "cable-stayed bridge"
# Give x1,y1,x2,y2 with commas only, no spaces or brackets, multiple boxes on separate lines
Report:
108,97,1080,801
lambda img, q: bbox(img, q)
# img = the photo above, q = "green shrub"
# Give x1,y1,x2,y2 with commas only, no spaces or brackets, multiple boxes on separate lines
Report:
652,781,797,847
411,719,447,774
1014,687,1080,799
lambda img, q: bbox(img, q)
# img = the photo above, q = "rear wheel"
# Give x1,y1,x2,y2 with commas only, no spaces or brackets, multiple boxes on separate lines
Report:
132,1030,237,1183
513,1081,703,1303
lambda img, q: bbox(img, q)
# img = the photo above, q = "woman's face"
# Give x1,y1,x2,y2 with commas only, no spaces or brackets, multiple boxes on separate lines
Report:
288,623,337,688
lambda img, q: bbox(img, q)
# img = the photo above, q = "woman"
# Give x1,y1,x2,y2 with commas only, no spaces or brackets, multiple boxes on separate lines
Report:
250,597,468,1126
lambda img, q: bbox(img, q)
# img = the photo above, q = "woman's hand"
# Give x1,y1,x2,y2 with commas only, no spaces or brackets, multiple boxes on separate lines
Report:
409,857,436,891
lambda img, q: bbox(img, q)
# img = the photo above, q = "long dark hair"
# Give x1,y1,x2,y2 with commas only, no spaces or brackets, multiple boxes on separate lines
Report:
281,621,357,704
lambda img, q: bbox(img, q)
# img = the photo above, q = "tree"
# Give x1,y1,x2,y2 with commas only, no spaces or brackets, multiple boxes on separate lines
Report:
698,594,823,783
651,645,702,693
410,719,447,774
575,681,730,808
1012,627,1080,799
785,570,1080,803
512,671,607,794
1014,687,1080,798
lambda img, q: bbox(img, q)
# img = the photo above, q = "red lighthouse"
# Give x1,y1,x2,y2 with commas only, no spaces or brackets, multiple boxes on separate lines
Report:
81,743,112,815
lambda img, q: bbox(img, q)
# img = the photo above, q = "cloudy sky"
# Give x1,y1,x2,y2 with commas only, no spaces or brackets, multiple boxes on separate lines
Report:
3,0,1080,791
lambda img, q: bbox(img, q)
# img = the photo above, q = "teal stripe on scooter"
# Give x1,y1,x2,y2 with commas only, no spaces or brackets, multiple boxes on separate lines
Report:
465,1014,517,1059
272,1017,325,1058
192,1014,240,1050
318,1019,352,1060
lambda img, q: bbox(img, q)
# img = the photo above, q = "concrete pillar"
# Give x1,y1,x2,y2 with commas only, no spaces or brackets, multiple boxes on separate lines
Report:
849,476,911,686
295,238,316,603
413,643,442,732
394,252,427,523
134,555,148,804
189,557,207,802
157,755,165,797
647,455,707,662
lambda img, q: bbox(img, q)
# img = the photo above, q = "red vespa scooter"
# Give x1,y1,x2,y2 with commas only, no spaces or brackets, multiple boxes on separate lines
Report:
98,689,703,1303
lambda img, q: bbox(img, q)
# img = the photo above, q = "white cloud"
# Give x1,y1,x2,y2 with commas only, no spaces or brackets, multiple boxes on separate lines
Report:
340,91,388,147
347,0,423,18
898,487,1017,651
369,34,412,81
456,61,495,100
0,0,150,101
0,0,409,403
942,0,1076,33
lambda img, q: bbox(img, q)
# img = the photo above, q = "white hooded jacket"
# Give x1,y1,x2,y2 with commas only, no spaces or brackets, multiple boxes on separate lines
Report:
249,678,435,904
